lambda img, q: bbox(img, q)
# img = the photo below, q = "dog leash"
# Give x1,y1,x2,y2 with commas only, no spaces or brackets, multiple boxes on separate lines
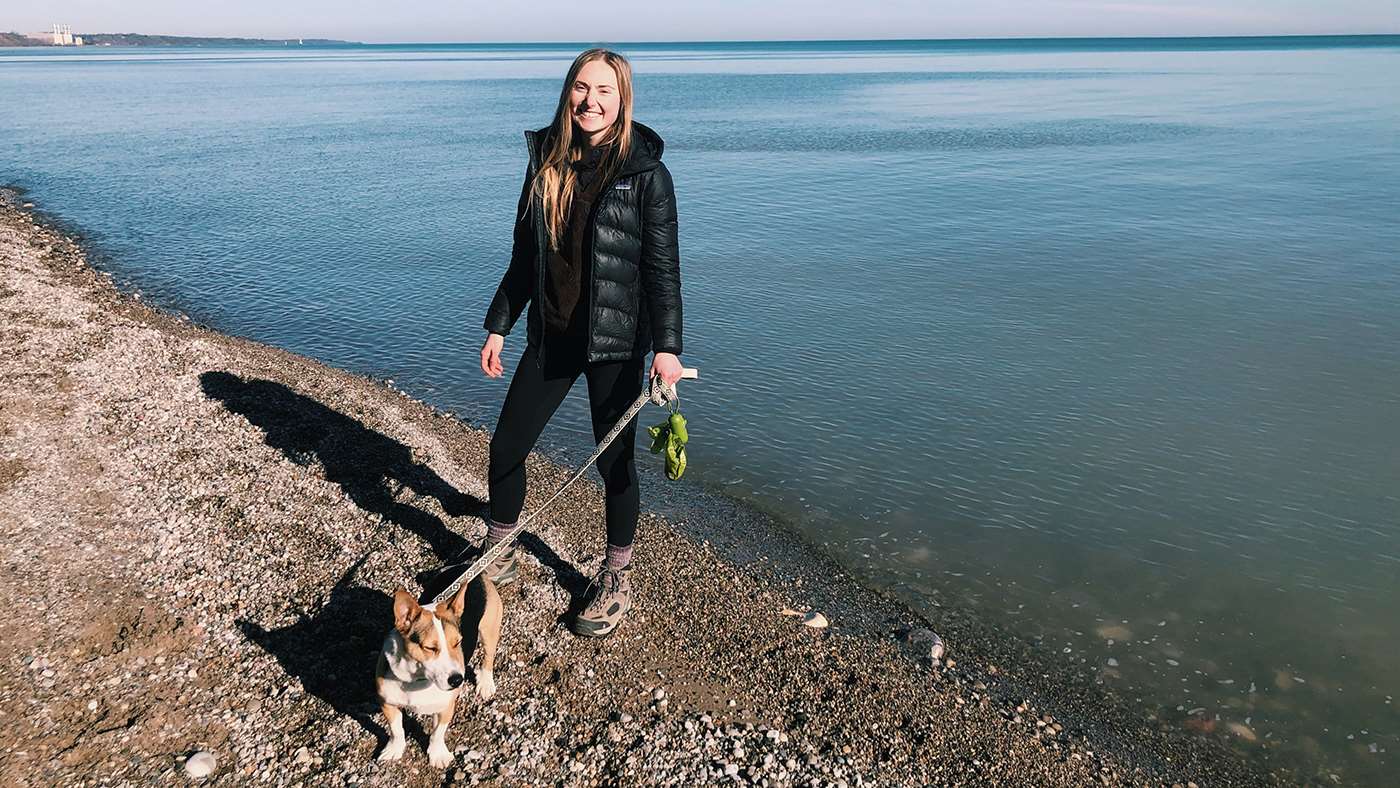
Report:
425,366,698,605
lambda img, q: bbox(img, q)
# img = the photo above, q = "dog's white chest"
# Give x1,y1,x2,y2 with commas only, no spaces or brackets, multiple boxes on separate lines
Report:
380,675,458,715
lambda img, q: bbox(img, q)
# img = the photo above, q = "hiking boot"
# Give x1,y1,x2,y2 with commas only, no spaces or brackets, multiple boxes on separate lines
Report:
438,539,520,587
479,541,520,585
572,564,633,638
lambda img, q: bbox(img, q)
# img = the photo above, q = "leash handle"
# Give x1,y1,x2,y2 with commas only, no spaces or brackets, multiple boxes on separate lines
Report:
428,366,698,605
648,366,698,408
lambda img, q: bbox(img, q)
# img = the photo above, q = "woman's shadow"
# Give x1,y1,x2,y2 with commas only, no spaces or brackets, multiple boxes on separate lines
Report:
199,370,477,560
200,370,589,597
204,369,595,739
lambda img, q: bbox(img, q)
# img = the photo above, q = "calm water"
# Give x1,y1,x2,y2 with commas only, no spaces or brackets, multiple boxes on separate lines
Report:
4,37,1398,782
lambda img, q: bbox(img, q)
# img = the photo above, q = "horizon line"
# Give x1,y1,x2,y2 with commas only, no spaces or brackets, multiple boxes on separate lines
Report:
15,31,1400,45
384,32,1400,44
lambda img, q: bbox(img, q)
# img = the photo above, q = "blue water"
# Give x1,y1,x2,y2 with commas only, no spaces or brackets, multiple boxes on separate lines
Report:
4,37,1399,782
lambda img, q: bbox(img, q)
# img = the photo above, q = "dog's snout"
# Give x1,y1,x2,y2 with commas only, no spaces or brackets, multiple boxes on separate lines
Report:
447,673,464,689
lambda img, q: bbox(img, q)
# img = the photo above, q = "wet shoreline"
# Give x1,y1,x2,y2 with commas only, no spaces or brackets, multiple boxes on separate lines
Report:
0,187,1284,785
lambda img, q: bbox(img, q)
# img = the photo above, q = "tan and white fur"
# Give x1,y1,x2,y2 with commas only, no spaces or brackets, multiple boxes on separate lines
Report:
375,578,503,768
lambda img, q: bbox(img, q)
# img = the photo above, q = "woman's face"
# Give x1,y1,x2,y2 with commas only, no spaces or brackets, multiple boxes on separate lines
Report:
569,59,621,144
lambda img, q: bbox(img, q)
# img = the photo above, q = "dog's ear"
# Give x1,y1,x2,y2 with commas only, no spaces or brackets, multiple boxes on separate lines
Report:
392,586,421,634
442,578,470,617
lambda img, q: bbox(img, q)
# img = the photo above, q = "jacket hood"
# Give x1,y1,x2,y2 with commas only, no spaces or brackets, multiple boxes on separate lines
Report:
527,120,664,178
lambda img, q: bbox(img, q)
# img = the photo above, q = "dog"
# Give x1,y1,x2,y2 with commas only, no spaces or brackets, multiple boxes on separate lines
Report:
375,576,502,767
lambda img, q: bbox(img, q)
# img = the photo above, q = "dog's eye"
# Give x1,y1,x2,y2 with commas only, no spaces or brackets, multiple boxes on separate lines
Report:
450,640,461,649
425,644,439,653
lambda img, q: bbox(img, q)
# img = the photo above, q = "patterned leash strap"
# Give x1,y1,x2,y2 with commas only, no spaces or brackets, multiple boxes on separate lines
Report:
428,367,698,605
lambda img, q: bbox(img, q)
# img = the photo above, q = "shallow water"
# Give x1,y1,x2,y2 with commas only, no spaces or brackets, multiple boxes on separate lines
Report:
3,36,1398,782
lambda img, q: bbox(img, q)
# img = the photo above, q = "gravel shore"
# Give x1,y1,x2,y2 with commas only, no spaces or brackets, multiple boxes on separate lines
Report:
0,188,1288,786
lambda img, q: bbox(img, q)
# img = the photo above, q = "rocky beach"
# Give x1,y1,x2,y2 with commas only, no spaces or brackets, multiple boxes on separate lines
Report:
0,187,1288,786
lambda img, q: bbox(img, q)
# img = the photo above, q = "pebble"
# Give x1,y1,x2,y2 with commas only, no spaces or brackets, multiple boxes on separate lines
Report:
184,751,217,779
1225,722,1258,743
906,628,947,661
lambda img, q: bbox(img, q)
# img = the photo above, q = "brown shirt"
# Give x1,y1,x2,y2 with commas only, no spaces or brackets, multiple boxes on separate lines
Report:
542,143,611,340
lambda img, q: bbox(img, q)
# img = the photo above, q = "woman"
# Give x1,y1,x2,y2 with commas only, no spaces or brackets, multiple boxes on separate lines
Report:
472,48,683,638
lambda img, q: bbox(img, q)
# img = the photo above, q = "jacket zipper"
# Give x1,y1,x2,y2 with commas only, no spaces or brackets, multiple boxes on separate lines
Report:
581,173,614,366
525,130,547,371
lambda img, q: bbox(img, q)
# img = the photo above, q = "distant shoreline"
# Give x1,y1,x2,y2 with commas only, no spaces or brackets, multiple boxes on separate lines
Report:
0,32,356,47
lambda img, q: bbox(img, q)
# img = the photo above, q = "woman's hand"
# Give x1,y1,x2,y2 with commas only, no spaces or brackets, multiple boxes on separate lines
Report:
650,351,682,387
481,333,506,378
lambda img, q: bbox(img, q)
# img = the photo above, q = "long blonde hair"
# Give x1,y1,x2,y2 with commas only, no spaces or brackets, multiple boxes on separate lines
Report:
532,48,635,251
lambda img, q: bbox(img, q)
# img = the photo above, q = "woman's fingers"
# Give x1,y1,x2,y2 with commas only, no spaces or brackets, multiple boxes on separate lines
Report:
481,337,504,378
651,364,681,387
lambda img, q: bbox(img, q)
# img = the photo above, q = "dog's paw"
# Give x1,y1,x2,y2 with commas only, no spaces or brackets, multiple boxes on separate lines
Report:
476,669,496,701
377,737,406,763
427,742,454,769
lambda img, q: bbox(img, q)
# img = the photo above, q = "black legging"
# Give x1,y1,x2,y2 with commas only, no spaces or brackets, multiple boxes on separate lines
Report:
488,340,645,548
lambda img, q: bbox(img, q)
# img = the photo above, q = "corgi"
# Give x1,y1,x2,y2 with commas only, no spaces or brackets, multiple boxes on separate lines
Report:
375,577,502,768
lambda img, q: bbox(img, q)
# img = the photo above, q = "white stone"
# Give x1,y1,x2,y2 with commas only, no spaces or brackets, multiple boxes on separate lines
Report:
908,628,946,661
184,751,217,779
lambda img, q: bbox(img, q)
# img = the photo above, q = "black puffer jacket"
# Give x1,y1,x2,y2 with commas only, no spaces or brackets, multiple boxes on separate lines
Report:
483,120,683,367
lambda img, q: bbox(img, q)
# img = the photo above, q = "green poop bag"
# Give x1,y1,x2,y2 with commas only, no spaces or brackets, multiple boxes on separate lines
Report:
647,411,689,480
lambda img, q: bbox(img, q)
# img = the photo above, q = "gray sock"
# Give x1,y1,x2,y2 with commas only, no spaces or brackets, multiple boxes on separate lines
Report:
605,543,633,570
485,518,516,547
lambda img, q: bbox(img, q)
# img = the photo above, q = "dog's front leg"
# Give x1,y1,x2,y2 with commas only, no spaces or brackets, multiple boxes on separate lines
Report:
476,578,502,700
377,703,407,762
427,699,456,768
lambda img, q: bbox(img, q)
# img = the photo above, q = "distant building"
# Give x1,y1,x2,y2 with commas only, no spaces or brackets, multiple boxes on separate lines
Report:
34,24,84,46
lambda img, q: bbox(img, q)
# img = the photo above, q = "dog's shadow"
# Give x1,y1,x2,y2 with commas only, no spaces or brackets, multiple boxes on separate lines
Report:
237,558,429,755
200,370,479,561
241,558,505,757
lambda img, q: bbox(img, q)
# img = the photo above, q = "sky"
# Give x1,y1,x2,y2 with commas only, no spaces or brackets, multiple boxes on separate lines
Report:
8,1,1399,43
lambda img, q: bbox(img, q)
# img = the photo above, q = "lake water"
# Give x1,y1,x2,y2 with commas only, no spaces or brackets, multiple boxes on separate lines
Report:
3,36,1398,783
